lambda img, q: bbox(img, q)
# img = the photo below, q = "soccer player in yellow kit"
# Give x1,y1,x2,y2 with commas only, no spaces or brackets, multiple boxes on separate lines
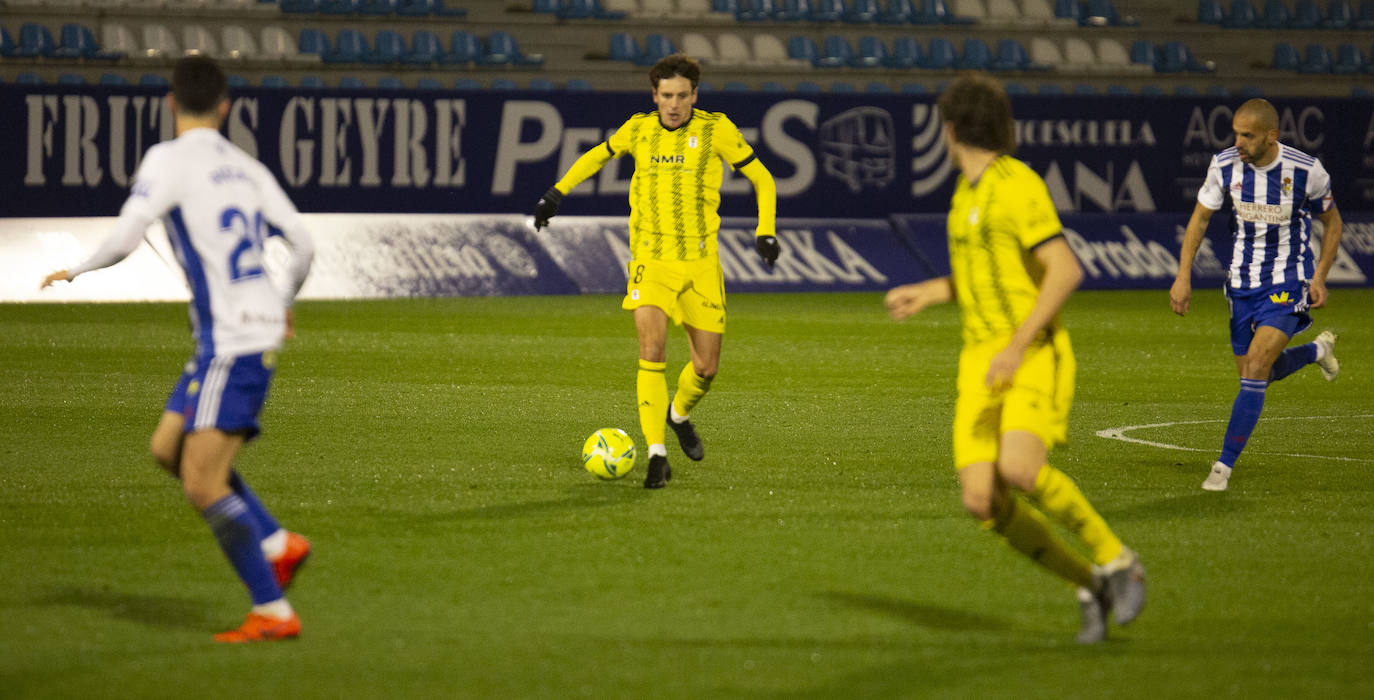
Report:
533,54,779,489
884,73,1146,643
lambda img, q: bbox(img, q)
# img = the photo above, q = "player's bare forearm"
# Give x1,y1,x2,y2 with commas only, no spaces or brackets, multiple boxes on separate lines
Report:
884,277,953,321
1312,206,1343,284
1171,204,1214,316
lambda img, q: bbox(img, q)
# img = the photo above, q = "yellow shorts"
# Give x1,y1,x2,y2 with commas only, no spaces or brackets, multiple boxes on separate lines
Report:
952,327,1075,470
621,257,726,334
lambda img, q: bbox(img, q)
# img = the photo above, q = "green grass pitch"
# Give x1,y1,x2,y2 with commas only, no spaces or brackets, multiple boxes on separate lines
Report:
2,290,1372,699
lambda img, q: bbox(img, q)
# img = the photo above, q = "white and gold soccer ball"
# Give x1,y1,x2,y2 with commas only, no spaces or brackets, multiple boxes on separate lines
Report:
582,428,637,480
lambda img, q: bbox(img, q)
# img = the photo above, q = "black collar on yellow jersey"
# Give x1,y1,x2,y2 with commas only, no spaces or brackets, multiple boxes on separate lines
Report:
657,110,695,132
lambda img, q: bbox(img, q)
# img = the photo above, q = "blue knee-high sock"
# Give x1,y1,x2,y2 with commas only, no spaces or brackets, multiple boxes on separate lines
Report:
228,470,281,538
1268,343,1317,382
203,495,282,605
1219,378,1268,468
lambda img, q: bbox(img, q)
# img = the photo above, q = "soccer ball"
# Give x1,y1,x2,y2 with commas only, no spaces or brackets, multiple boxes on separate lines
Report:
582,428,637,480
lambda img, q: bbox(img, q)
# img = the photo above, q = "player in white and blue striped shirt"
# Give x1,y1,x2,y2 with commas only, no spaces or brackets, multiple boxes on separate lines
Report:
1171,99,1344,492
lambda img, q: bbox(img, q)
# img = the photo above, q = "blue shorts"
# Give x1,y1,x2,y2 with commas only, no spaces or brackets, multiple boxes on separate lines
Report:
165,352,277,440
1226,282,1313,356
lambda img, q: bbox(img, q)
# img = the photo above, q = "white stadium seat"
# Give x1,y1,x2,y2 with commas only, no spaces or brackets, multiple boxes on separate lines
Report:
751,34,793,66
952,0,988,21
1029,37,1066,69
682,33,718,63
985,0,1022,23
715,33,751,66
260,26,320,65
142,24,182,60
222,25,260,62
640,0,675,17
183,25,221,58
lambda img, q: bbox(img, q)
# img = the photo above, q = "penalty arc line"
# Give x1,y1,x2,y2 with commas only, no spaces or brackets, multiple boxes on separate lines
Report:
1095,414,1374,463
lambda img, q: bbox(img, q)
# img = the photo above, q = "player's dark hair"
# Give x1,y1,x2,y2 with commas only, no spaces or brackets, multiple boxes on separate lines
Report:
649,54,701,90
936,72,1015,155
171,55,228,116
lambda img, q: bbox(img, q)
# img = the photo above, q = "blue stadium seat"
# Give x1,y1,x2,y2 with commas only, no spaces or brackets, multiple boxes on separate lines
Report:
1105,84,1131,95
99,73,130,86
1223,0,1257,27
864,81,892,92
1290,0,1322,27
529,78,557,90
320,0,361,13
1272,42,1300,70
57,73,87,86
1053,0,1080,22
1205,85,1228,96
261,75,290,88
900,82,927,93
16,23,58,58
1297,43,1332,73
1323,0,1354,27
559,0,597,19
759,81,785,92
416,77,444,90
844,0,883,22
1004,82,1029,94
1173,85,1199,96
1139,84,1164,96
17,72,46,85
441,31,481,64
338,76,367,88
405,30,442,64
1333,44,1363,73
360,0,400,13
566,78,594,90
921,37,957,69
299,76,328,89
1072,84,1097,95
280,0,321,13
298,29,331,59
490,78,519,90
1256,0,1291,26
830,81,857,92
455,77,482,90
795,80,823,92
327,29,370,63
817,35,855,67
989,38,1043,71
696,81,715,92
637,34,675,66
481,31,544,66
879,0,915,22
397,0,439,13
788,35,821,65
1353,86,1373,96
958,38,992,70
1357,0,1374,28
810,0,846,20
723,80,751,91
227,75,250,87
1197,0,1224,23
377,76,405,89
608,33,638,62
369,30,407,63
1238,85,1264,97
0,26,16,58
929,0,974,23
776,0,813,20
712,0,739,12
852,36,888,66
531,0,559,12
140,74,170,87
435,0,468,16
55,24,121,61
887,36,922,67
1037,83,1064,95
1130,40,1156,68
591,0,629,16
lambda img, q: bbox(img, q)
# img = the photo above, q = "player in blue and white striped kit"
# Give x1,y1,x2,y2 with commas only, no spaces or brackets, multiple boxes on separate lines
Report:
42,57,316,641
1170,99,1344,492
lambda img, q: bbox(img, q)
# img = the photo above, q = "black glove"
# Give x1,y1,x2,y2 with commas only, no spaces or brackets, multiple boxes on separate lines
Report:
755,235,780,269
533,187,563,230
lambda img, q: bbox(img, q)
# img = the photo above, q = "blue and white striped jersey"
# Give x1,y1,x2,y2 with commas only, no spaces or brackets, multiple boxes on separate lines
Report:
69,128,314,357
1197,142,1334,291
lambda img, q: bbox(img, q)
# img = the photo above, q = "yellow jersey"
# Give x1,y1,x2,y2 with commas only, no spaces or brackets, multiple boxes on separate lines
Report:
605,109,757,263
947,156,1064,346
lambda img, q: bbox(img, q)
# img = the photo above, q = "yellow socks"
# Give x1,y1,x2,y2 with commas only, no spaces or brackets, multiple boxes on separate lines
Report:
671,363,714,419
990,496,1096,589
637,359,667,449
1031,465,1124,566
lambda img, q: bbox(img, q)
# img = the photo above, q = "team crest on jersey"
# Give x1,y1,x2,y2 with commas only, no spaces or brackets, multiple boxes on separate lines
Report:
1269,291,1293,305
968,207,980,226
1282,177,1293,195
688,135,698,148
188,379,201,397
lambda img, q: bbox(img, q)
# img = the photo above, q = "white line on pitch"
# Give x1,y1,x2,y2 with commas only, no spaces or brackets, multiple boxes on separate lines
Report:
1094,415,1374,463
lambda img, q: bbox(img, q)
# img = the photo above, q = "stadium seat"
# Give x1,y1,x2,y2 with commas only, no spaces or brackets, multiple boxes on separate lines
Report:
852,36,888,66
280,0,320,12
297,28,332,60
226,74,250,87
100,24,141,62
222,26,258,61
396,0,440,13
532,0,559,12
1053,0,1079,22
810,0,846,20
921,37,957,68
933,0,976,22
488,78,517,89
638,0,672,16
528,78,556,90
1205,85,1228,96
16,23,58,58
788,35,821,65
1197,0,1224,23
951,0,987,22
1174,85,1199,96
1333,44,1363,73
320,0,362,13
1037,83,1064,94
54,24,121,61
415,77,444,90
261,75,290,88
100,73,130,85
1272,42,1300,70
990,38,1045,71
263,27,318,64
0,26,16,59
830,81,856,92
455,77,482,90
183,25,221,58
1323,0,1354,27
1357,0,1374,28
761,81,787,91
1021,0,1061,23
675,0,713,16
608,33,639,62
16,72,45,85
1223,0,1257,27
1105,83,1131,95
1255,0,1291,26
326,29,369,63
1096,38,1135,71
865,81,892,92
299,76,328,88
56,73,86,85
559,0,597,18
878,0,915,22
142,24,181,60
817,35,855,66
1029,37,1066,69
683,33,719,63
566,78,594,90
776,0,812,20
958,38,993,70
404,30,442,64
1353,85,1373,96
844,0,883,22
140,73,171,87
1004,81,1029,94
1130,39,1156,69
1139,84,1164,95
723,80,751,91
1290,0,1322,27
900,82,927,93
442,31,482,64
714,33,751,64
338,76,367,88
1155,41,1192,72
1072,83,1097,95
751,34,791,65
637,33,675,65
1083,0,1135,25
360,0,400,12
887,36,922,67
1297,43,1333,73
1238,84,1264,97
376,76,404,89
369,30,407,63
985,0,1019,22
795,80,822,92
434,0,468,16
1063,37,1096,69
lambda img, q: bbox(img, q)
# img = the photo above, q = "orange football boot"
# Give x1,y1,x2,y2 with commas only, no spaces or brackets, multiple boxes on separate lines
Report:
271,532,311,591
213,612,301,643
